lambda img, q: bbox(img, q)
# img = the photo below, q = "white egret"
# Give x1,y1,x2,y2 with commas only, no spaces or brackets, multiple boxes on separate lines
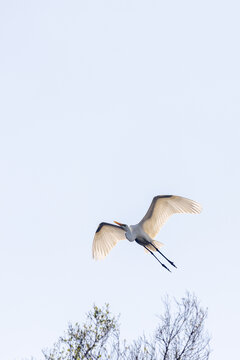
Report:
92,195,202,271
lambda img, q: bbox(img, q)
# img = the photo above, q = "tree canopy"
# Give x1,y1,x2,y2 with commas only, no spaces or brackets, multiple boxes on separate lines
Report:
43,293,210,360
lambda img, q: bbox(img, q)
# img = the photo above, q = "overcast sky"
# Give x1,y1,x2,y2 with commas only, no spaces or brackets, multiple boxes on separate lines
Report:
0,1,240,359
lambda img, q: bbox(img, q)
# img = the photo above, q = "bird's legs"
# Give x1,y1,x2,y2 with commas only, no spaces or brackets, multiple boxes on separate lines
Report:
143,245,171,272
147,242,177,268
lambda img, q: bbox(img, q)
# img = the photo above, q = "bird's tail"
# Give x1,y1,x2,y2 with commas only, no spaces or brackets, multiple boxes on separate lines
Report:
144,240,164,252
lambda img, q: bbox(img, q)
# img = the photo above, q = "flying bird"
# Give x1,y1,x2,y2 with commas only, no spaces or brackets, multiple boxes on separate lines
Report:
92,195,202,271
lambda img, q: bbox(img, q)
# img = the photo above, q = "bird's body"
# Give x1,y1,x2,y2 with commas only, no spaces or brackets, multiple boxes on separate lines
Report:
92,195,202,271
125,224,152,243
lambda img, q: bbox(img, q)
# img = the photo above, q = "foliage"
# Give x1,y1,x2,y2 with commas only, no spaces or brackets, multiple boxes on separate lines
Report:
43,293,210,360
43,304,118,360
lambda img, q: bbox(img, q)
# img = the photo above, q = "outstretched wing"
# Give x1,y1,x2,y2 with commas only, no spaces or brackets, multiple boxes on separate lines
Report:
139,195,202,238
92,222,126,260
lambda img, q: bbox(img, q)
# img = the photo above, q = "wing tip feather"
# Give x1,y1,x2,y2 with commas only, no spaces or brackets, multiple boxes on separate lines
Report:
96,222,105,233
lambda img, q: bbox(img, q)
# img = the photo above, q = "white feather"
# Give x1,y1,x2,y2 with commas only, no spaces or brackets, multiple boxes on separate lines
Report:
92,223,126,260
139,195,202,238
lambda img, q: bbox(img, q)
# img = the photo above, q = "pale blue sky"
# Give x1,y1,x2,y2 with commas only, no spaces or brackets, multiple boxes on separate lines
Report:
0,1,239,359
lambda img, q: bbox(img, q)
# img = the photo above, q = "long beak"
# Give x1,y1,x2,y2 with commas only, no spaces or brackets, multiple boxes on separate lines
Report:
114,221,124,226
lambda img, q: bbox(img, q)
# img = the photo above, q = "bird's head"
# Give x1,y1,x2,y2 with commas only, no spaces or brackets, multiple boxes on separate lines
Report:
114,221,129,231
